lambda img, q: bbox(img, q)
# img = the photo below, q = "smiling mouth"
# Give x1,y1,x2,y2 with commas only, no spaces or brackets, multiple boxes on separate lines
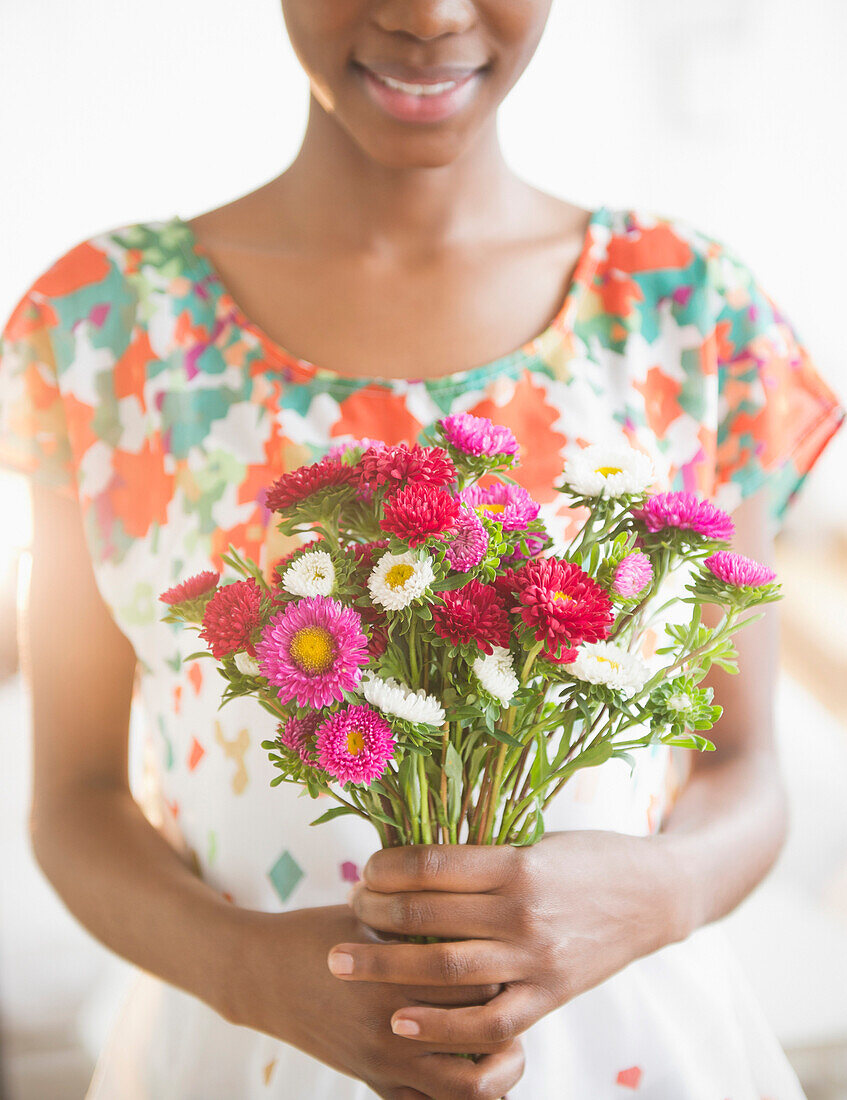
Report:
354,63,487,123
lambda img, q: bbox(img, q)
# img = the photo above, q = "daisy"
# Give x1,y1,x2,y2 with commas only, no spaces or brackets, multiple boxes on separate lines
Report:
256,595,369,709
704,551,776,588
460,482,540,531
432,579,511,654
281,550,336,597
612,552,653,598
315,704,395,786
473,646,520,705
562,443,654,499
438,412,520,460
380,483,461,547
444,503,489,572
200,579,263,659
633,492,734,542
361,671,445,726
511,557,612,663
567,641,650,697
368,550,435,612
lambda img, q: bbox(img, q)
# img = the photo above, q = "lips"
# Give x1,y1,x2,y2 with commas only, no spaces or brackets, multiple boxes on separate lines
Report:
355,62,486,123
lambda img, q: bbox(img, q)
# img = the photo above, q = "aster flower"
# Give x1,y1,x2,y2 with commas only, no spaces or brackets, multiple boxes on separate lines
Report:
281,550,336,597
613,552,653,598
278,711,323,764
200,579,263,659
315,704,395,786
159,570,219,606
650,676,721,741
460,482,540,531
444,503,489,572
438,413,520,460
265,457,358,513
368,550,436,612
380,483,461,547
432,579,511,654
256,595,369,709
473,646,520,705
561,443,654,499
361,671,446,726
566,640,650,697
234,651,261,676
358,443,456,494
704,551,777,588
511,557,613,663
633,492,734,542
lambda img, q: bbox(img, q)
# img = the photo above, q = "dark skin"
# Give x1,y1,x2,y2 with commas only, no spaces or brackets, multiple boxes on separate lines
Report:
26,1,788,1098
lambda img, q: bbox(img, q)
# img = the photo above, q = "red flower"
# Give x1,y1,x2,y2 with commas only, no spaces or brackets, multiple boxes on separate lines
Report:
511,558,612,663
380,483,461,547
265,457,357,512
358,443,456,493
200,579,264,659
159,570,219,606
432,580,511,654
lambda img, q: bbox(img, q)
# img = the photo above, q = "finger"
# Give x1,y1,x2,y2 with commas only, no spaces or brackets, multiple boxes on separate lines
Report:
405,982,503,1007
351,886,507,939
416,1043,525,1100
364,844,521,895
390,984,541,1046
328,940,527,987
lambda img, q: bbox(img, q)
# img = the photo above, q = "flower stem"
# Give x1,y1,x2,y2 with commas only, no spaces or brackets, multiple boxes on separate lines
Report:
418,753,433,845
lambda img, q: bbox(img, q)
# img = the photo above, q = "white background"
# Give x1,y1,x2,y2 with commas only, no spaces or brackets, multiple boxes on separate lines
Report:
1,2,846,1096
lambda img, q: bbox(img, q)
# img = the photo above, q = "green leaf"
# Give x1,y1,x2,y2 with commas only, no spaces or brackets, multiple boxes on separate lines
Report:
662,733,716,752
489,727,523,749
310,805,359,826
444,742,464,825
184,650,214,661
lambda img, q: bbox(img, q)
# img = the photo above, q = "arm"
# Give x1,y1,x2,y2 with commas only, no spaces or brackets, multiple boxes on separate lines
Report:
25,485,521,1100
331,488,788,1044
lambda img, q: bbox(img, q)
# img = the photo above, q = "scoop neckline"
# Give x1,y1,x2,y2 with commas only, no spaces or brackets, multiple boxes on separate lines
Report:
169,205,611,392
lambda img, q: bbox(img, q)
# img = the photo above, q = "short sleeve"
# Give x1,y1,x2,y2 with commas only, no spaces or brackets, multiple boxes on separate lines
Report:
709,244,844,526
0,286,77,498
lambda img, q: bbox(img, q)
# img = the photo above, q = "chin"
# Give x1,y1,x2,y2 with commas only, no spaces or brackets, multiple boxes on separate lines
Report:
349,126,476,170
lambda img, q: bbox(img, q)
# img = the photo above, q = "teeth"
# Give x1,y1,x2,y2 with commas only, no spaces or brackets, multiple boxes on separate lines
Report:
375,73,460,96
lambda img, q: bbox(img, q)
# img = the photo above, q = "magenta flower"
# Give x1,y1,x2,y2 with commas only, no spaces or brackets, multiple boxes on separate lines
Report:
315,704,395,786
438,413,520,460
705,551,777,588
613,552,653,598
444,503,489,571
256,596,369,708
460,482,540,531
633,492,734,542
278,711,322,764
326,437,385,462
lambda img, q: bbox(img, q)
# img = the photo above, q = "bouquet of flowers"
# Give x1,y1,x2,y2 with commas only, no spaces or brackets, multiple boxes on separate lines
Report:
160,414,780,850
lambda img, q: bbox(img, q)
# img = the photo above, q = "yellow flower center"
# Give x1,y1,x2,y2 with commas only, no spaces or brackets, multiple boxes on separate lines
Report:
346,728,366,756
553,591,573,603
595,466,623,477
385,563,415,589
478,503,506,515
289,625,335,674
595,656,621,672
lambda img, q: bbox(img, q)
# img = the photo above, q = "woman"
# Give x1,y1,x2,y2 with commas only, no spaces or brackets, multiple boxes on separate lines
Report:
2,1,844,1097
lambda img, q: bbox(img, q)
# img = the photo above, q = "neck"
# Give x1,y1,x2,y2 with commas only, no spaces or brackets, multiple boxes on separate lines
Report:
272,93,529,252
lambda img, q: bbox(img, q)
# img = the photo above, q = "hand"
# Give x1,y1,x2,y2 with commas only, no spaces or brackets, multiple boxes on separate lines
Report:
223,903,525,1100
332,832,684,1049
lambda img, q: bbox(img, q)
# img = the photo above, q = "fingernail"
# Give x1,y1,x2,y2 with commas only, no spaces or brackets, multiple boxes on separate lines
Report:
327,952,354,976
391,1017,420,1037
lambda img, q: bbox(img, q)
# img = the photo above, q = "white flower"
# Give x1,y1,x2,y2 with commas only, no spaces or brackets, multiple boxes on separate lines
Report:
281,550,335,597
666,691,694,713
567,641,650,697
562,443,654,499
368,550,435,611
473,646,520,705
362,672,445,726
234,651,261,676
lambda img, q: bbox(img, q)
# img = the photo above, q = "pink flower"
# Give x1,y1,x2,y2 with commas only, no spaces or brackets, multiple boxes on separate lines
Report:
256,596,369,709
159,570,219,606
460,482,540,531
633,492,734,541
200,579,263,659
438,413,519,459
432,580,511,654
704,551,776,588
444,503,489,571
380,483,461,547
315,705,395,786
278,711,322,764
326,437,385,461
613,552,653,598
511,557,613,663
